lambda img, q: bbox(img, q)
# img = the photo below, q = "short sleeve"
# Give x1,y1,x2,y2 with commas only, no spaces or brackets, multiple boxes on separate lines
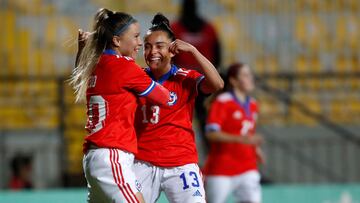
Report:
123,62,156,96
205,99,226,133
185,69,205,96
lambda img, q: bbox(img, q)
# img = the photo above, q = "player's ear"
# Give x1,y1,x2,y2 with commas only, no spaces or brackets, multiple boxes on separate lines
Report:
112,36,121,47
229,77,237,87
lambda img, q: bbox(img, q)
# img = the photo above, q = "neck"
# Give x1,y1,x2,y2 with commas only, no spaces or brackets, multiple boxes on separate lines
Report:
107,46,122,56
233,88,246,102
152,63,172,80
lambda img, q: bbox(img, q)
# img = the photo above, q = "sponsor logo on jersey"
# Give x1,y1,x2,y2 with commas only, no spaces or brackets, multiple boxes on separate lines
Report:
135,180,142,192
168,91,178,106
192,190,202,197
233,110,242,119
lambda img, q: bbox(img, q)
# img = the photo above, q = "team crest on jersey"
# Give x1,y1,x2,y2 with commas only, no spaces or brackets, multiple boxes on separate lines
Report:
167,91,177,106
135,180,142,192
233,110,242,119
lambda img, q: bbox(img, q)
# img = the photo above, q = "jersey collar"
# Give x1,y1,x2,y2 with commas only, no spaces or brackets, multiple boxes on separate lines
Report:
230,90,251,118
145,64,178,84
103,49,134,61
103,49,118,55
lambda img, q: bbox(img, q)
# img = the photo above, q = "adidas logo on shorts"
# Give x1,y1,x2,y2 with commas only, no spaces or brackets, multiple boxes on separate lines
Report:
192,190,202,197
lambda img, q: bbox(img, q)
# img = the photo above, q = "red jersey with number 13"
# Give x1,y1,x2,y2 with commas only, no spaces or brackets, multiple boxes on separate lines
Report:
135,65,204,167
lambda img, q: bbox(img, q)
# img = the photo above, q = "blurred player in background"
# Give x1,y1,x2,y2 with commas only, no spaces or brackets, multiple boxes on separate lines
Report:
204,63,264,203
8,154,33,190
71,8,172,203
171,0,222,139
133,13,223,203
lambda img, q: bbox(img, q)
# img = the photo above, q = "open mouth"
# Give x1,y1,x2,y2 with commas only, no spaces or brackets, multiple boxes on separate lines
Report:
149,57,161,62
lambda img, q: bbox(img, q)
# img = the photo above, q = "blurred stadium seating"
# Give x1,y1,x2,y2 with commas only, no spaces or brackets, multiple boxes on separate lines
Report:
0,0,359,197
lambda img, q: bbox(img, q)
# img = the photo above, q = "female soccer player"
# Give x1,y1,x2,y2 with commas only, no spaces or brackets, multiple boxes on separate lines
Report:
71,8,172,203
133,13,224,203
204,63,264,203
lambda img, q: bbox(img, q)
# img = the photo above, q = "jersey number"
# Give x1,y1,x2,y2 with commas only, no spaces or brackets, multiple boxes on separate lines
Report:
86,95,107,134
240,120,254,136
179,171,200,190
141,105,160,124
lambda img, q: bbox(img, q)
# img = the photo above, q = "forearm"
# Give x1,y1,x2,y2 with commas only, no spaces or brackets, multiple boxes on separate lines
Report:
75,47,84,67
144,83,171,108
206,131,239,142
190,48,224,94
206,131,250,143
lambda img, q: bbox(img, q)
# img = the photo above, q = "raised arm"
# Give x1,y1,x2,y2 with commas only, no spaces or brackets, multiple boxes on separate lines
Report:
75,29,91,66
169,39,224,94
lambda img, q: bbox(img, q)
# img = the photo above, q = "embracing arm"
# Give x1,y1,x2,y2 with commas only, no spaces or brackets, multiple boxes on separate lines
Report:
170,40,224,94
206,131,263,145
143,83,171,107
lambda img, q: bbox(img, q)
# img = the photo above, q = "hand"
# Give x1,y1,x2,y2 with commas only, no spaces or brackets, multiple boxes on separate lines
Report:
169,39,196,54
78,29,91,50
240,134,264,146
256,147,266,165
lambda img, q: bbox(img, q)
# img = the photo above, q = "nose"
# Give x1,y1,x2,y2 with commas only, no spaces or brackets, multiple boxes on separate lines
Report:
138,37,143,46
150,47,157,55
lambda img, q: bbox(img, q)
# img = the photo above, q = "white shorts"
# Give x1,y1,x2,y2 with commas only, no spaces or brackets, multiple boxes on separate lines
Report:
134,160,206,203
83,148,141,203
206,170,261,203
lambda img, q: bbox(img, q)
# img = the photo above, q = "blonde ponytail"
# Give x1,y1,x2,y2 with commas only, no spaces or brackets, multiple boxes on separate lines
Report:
69,8,136,102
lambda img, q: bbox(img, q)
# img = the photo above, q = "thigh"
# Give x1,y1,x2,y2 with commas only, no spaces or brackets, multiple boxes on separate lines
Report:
233,170,262,203
83,148,141,203
134,160,162,203
205,176,232,203
162,164,206,203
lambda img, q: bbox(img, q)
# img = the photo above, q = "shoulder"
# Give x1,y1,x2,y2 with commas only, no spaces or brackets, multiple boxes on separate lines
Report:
215,92,233,103
250,97,259,110
176,67,201,79
101,54,136,66
176,67,192,76
103,55,145,78
204,22,217,35
250,97,258,105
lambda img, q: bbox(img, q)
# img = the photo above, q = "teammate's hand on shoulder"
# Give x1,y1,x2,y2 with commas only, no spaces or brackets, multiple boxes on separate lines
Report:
169,39,196,54
78,29,91,51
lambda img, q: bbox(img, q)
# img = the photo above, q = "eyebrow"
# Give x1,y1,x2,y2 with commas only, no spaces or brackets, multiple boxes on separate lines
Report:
145,41,168,45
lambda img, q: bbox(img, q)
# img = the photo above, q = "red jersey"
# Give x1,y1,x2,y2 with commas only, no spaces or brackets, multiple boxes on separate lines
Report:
84,50,157,154
203,91,259,176
135,65,204,167
171,21,219,69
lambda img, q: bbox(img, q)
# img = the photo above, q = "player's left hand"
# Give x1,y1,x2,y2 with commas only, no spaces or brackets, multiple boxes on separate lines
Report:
256,147,266,165
169,39,196,54
78,29,91,51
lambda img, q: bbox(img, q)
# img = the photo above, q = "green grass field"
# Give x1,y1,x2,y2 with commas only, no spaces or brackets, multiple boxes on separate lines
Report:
1,184,360,203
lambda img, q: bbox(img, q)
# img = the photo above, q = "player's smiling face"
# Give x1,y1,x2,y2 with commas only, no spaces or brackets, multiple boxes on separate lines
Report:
232,65,255,93
239,65,255,93
115,22,142,59
144,30,174,71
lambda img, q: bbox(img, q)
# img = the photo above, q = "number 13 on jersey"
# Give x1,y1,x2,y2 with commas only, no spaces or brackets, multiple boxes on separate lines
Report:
141,105,160,124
